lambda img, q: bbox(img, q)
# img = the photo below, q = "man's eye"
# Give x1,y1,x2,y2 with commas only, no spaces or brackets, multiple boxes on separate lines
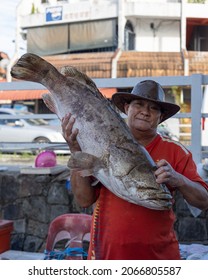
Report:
135,101,142,106
151,106,160,111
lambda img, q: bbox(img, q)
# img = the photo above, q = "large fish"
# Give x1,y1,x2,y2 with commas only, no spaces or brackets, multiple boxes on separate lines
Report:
11,53,172,210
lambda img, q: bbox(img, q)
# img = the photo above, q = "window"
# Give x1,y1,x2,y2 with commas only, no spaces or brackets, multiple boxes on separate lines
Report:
27,19,118,55
124,20,135,50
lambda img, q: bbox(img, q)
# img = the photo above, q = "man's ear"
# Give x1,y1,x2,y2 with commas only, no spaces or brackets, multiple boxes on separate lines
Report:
159,113,164,123
124,103,129,115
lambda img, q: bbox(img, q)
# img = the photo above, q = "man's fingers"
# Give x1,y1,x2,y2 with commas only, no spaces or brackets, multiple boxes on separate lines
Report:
61,113,71,127
70,128,79,142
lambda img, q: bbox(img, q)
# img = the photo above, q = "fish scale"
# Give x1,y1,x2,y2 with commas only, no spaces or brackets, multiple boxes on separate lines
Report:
11,53,172,210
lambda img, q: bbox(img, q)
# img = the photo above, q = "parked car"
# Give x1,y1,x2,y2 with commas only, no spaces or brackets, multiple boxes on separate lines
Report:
47,118,62,132
0,108,67,153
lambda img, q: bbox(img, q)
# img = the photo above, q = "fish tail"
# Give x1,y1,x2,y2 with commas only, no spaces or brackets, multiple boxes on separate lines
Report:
10,53,60,85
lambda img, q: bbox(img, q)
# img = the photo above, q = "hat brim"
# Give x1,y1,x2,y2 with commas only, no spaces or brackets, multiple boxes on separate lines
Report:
112,92,180,123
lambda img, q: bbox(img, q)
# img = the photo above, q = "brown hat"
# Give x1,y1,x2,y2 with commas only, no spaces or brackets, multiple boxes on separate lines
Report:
112,80,180,123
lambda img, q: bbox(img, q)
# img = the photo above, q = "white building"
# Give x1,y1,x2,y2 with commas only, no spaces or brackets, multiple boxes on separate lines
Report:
15,0,208,57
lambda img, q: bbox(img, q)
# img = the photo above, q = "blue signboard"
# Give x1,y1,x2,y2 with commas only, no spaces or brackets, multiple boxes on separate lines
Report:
46,6,63,22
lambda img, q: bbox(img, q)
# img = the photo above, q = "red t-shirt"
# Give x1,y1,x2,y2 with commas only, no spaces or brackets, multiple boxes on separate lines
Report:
88,134,208,260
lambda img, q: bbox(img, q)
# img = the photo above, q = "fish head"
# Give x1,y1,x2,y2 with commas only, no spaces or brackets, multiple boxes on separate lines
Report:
108,172,172,210
107,144,172,210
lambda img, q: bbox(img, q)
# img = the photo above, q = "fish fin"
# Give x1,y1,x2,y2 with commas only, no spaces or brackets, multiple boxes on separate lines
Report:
77,169,94,177
60,66,104,99
42,93,60,117
67,151,104,175
91,178,100,186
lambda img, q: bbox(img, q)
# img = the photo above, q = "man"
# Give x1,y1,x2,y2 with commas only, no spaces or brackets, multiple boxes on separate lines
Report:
61,80,208,260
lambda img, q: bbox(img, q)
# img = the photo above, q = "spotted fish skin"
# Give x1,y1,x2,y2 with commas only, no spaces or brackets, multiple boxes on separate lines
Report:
11,53,172,210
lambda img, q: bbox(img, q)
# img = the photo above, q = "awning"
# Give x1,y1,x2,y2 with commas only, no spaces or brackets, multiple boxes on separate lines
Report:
0,90,47,101
0,88,117,101
99,88,116,98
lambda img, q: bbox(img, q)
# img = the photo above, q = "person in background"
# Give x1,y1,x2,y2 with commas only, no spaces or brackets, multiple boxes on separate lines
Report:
61,80,208,260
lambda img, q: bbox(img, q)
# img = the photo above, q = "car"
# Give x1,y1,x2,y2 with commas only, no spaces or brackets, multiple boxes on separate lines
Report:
0,108,68,153
47,118,62,132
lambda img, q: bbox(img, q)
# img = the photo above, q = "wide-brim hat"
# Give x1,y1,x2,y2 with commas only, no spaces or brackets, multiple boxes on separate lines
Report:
112,80,180,123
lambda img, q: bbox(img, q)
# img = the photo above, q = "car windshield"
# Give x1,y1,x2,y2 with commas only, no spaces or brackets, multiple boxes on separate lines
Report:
25,118,49,126
14,111,49,126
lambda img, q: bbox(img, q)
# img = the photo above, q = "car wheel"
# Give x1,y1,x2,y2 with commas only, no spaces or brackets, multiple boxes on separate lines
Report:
33,137,51,143
32,137,51,155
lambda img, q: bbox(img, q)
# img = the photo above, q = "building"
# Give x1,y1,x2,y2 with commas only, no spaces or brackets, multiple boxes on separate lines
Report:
11,0,208,79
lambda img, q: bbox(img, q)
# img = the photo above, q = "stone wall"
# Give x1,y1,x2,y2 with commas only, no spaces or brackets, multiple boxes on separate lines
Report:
0,168,87,253
0,168,208,254
174,191,208,244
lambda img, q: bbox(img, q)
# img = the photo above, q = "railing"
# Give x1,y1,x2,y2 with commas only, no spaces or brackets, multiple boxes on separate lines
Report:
0,73,208,164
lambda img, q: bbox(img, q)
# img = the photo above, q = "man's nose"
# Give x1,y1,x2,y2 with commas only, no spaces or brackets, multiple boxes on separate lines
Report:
141,105,150,115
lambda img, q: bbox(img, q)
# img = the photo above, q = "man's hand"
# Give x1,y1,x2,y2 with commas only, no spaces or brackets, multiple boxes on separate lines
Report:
61,113,81,153
155,159,208,210
154,159,181,187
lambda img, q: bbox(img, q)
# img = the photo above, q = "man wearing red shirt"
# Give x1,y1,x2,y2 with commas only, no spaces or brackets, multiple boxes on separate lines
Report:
61,80,208,260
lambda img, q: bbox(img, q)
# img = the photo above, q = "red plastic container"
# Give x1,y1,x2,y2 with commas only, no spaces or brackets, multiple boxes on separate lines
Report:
0,219,14,253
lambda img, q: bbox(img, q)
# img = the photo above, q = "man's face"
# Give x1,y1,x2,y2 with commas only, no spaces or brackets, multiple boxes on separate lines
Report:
124,99,163,132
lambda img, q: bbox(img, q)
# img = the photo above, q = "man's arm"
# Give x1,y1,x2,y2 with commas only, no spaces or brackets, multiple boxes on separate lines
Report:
70,170,97,208
155,159,208,210
62,113,97,208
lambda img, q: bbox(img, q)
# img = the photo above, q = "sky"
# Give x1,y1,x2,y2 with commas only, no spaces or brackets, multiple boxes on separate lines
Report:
0,0,26,59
